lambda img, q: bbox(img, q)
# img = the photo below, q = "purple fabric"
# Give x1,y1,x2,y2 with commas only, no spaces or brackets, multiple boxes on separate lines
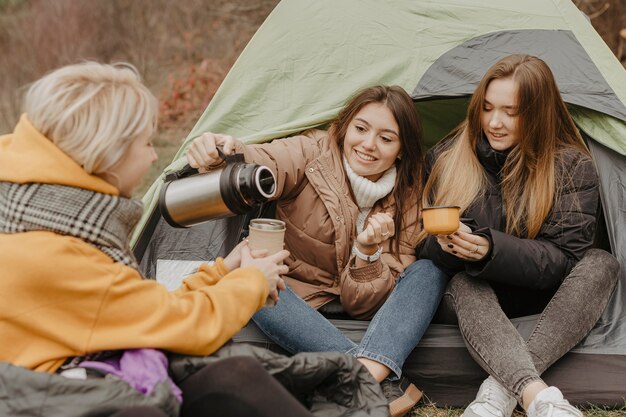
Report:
80,349,182,402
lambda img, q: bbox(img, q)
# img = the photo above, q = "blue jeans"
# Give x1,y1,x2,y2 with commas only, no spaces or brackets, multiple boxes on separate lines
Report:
252,259,447,379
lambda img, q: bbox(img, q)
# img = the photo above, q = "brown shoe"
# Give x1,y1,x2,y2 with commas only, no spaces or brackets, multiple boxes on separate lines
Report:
381,377,423,417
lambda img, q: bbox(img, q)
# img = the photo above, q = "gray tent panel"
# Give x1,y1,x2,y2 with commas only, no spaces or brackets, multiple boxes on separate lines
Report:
139,216,246,279
587,139,626,352
412,30,626,121
232,314,626,407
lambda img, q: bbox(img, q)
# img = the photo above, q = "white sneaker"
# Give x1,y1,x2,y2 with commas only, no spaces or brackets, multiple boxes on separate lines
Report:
462,376,517,417
527,387,583,417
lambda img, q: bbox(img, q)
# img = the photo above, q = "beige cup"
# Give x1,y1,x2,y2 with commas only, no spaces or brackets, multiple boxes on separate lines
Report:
248,218,286,255
422,206,461,235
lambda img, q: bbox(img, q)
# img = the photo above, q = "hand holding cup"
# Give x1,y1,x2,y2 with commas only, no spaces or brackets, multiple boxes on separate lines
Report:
223,239,248,271
239,243,288,305
435,221,490,261
246,218,288,306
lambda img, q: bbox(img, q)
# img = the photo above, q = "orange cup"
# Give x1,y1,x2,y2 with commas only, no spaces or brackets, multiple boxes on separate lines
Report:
422,206,461,235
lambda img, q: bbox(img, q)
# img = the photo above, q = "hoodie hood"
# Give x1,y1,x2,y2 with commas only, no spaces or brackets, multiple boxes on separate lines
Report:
0,114,118,195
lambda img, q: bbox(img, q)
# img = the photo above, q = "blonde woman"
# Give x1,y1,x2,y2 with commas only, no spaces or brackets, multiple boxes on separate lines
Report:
420,55,618,417
0,62,350,417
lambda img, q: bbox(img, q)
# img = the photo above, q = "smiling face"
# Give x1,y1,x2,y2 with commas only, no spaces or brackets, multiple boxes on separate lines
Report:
481,77,521,152
342,102,401,181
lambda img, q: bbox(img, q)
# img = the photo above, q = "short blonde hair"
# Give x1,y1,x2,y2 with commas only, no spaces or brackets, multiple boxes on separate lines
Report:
23,62,158,174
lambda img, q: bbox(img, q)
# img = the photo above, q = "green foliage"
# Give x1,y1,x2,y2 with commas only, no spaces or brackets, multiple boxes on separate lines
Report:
582,402,626,417
0,0,26,12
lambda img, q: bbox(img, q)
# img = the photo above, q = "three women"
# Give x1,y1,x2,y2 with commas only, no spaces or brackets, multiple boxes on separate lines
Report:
2,53,613,417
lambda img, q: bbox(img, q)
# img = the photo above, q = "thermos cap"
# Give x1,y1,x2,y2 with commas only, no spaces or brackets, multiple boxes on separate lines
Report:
249,218,285,231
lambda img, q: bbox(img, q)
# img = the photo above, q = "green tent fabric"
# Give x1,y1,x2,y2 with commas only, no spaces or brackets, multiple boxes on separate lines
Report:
134,0,626,407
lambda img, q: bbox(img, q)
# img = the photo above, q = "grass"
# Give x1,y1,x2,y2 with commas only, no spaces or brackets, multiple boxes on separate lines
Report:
410,403,465,417
409,396,626,417
580,403,626,417
409,403,626,417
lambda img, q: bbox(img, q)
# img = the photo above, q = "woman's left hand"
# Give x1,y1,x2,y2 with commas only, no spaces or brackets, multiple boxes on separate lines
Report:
435,222,490,261
356,212,395,248
223,239,248,271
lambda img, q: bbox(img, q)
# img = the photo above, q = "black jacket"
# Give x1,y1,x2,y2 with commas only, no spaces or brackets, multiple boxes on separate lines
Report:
420,136,599,292
0,344,389,417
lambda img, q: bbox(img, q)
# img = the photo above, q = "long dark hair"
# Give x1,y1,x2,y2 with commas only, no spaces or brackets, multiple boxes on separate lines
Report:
329,85,425,255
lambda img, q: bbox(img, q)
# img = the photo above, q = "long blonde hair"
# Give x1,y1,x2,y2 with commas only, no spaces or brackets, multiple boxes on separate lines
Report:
424,55,589,238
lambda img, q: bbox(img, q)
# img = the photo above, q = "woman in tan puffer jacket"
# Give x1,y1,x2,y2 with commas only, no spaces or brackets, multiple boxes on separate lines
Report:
187,86,449,417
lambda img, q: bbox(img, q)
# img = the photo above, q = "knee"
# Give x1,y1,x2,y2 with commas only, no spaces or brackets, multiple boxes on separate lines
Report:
570,249,619,293
404,259,449,287
588,249,619,282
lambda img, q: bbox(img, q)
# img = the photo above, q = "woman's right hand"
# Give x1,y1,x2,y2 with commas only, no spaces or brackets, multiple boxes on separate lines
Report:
239,244,289,305
435,222,489,261
186,132,237,173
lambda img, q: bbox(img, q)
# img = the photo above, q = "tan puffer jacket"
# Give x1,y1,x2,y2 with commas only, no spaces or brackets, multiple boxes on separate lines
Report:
236,129,421,319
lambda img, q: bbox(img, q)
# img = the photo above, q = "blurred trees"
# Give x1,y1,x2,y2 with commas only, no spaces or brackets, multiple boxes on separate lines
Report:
575,0,625,61
0,0,278,132
1,0,624,135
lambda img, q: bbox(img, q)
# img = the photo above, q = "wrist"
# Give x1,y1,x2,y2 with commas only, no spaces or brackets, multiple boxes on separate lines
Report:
214,257,230,275
352,244,382,262
355,241,379,255
222,258,234,272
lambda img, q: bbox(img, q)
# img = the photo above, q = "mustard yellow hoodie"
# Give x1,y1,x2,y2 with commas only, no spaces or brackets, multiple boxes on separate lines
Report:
0,115,269,373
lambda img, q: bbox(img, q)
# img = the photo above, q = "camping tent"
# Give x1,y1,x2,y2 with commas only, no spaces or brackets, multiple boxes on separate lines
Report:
133,0,626,407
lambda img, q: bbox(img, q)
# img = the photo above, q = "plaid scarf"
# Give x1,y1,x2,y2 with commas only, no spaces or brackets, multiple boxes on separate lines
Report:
0,182,142,268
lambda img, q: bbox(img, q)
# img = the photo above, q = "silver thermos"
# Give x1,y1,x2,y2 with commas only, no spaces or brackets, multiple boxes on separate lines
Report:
159,151,276,228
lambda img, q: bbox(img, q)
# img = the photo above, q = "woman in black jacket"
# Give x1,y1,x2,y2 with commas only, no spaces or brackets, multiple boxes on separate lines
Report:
419,55,617,417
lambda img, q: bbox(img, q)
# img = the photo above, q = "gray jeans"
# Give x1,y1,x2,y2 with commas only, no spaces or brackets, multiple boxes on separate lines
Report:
439,249,618,401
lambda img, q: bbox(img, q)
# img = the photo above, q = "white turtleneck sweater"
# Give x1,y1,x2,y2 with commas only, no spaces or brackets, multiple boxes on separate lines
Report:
343,156,396,234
